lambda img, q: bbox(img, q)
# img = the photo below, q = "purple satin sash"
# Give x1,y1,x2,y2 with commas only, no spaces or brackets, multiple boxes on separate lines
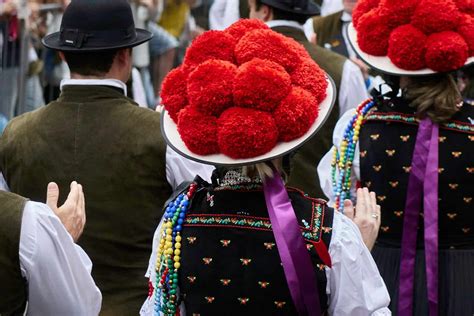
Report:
398,117,439,316
263,172,321,316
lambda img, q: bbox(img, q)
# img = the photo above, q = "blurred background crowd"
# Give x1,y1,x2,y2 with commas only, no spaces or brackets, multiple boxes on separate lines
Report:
1,0,473,133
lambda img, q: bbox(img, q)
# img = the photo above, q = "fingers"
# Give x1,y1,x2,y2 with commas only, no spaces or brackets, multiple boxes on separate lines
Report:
46,182,60,212
65,181,80,208
355,188,365,216
343,199,355,219
77,184,86,239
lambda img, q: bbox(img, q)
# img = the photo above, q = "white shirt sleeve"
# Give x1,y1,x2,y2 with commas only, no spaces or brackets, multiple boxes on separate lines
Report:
338,60,369,116
20,201,102,316
0,172,10,191
165,146,215,190
317,109,360,206
209,0,240,30
326,211,391,315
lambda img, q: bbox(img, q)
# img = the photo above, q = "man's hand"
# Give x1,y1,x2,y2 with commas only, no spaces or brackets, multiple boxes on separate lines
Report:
46,181,86,242
343,188,381,250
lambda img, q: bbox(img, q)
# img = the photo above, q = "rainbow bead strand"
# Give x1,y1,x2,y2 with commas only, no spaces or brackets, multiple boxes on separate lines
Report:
331,99,376,212
154,182,198,316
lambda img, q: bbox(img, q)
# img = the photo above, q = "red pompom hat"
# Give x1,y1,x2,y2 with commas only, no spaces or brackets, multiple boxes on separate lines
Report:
160,19,336,166
348,0,474,75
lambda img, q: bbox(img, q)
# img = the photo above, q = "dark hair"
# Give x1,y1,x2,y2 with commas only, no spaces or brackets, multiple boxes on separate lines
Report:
255,0,310,24
62,49,119,76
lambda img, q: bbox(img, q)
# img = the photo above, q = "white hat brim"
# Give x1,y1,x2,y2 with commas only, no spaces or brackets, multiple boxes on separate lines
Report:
347,23,474,76
161,76,337,167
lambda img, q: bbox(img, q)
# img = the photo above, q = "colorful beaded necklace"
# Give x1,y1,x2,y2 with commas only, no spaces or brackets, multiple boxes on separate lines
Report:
153,182,198,316
331,99,376,212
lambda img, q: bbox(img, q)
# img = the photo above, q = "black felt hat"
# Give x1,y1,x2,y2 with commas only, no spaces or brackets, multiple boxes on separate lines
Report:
260,0,320,16
42,0,152,52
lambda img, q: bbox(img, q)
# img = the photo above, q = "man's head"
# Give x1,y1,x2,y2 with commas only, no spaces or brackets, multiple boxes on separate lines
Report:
343,0,358,14
248,0,319,24
42,0,152,81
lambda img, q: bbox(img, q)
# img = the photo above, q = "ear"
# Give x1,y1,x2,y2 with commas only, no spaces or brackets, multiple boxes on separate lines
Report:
116,48,131,66
262,5,273,21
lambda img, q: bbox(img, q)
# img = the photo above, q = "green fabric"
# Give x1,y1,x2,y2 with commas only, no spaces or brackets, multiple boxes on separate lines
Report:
312,10,343,48
0,85,172,315
239,0,250,18
272,26,345,198
0,191,27,315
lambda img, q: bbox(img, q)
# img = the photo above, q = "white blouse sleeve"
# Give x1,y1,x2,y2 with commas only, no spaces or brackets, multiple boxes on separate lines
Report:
165,146,215,190
20,201,102,316
325,211,391,315
339,61,369,116
317,109,361,206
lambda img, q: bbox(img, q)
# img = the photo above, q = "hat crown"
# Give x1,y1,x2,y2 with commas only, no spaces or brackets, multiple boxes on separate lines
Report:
261,0,320,15
61,0,134,32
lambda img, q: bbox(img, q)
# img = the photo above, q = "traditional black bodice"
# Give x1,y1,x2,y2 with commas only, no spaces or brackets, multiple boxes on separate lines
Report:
359,99,474,249
178,171,334,315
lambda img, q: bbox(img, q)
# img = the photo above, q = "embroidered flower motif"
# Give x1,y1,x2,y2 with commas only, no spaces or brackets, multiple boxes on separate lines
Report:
381,226,390,232
360,150,368,158
469,135,474,141
238,297,250,305
389,181,399,188
203,258,213,265
447,213,457,220
322,227,332,233
373,165,382,172
316,264,326,271
403,166,412,173
385,149,396,156
205,297,215,303
220,279,231,286
377,195,387,202
464,197,472,203
466,167,474,173
394,211,403,217
187,237,197,244
439,136,447,143
449,183,459,190
452,151,462,158
264,242,276,250
187,276,197,283
258,281,270,288
462,227,471,233
365,181,372,188
220,240,231,247
400,135,410,142
240,258,252,266
206,192,215,207
438,168,445,174
370,134,380,140
306,244,314,251
274,301,286,308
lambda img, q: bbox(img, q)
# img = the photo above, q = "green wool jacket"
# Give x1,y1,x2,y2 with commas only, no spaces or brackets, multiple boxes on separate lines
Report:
272,25,345,198
312,10,344,49
0,191,27,315
0,85,172,315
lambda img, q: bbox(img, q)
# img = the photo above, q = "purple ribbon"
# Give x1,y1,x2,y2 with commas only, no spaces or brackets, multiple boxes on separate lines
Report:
398,117,439,316
263,171,321,316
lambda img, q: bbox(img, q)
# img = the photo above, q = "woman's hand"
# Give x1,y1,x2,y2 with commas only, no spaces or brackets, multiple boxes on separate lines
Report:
343,188,381,250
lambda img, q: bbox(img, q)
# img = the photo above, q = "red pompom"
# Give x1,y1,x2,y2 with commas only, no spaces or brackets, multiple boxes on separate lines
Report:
377,0,418,28
412,0,461,34
353,0,381,27
177,107,219,155
187,60,237,117
273,87,319,142
183,30,235,69
225,19,269,42
217,107,278,158
458,14,474,55
388,25,427,70
357,9,392,56
454,0,474,14
290,58,328,103
235,29,303,72
233,58,291,112
161,66,189,122
425,31,469,72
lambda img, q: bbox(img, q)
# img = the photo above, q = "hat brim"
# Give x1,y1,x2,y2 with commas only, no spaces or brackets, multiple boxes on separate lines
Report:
347,23,474,76
261,0,320,16
162,76,336,167
42,28,152,52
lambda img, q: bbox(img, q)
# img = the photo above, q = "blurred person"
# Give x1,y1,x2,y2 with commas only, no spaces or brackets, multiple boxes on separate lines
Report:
0,0,212,313
249,0,368,197
0,181,101,315
141,23,389,315
319,0,474,313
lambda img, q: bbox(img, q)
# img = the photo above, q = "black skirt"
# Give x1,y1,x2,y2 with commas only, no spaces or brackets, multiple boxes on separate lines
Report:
372,245,474,316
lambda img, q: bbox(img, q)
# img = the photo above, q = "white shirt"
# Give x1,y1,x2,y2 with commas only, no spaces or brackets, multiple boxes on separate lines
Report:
20,201,102,315
140,211,391,315
267,20,369,117
209,0,240,30
318,109,360,205
321,0,344,16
